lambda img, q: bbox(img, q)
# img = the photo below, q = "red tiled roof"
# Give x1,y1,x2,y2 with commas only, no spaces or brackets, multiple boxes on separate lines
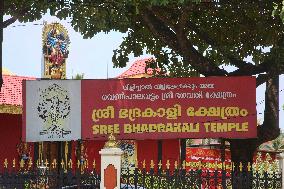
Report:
117,58,157,78
0,75,36,106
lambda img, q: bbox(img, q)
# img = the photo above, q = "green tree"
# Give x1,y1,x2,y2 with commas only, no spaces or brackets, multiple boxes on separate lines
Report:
259,133,284,152
272,0,284,22
72,73,84,79
3,0,284,166
1,1,54,87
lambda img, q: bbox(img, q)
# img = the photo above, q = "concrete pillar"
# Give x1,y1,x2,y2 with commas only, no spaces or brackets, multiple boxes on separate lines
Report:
99,134,123,189
278,152,284,188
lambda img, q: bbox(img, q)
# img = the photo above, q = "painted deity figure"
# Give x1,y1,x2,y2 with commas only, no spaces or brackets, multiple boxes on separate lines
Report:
42,23,70,79
17,142,31,161
79,144,88,164
75,142,88,165
47,29,67,65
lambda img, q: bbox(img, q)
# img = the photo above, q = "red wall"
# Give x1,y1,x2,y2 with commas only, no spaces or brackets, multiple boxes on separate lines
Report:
70,140,104,172
162,139,180,171
137,140,158,170
85,140,105,171
0,113,180,172
0,114,22,165
137,139,180,171
78,139,180,172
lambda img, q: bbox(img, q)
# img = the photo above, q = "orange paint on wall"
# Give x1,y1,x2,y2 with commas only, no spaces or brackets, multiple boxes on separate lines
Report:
104,164,117,189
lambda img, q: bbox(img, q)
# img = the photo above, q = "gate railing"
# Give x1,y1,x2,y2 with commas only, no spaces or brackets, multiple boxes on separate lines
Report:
0,158,100,189
121,159,282,189
0,153,282,189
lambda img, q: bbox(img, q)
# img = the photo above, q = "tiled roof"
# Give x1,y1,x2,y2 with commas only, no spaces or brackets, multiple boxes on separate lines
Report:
0,75,36,106
117,58,157,78
2,68,14,75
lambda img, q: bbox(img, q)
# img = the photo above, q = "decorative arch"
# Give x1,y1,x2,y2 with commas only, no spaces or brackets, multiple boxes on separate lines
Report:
104,164,117,189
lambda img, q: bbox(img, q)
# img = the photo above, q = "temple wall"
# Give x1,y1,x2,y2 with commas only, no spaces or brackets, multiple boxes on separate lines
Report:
0,114,32,169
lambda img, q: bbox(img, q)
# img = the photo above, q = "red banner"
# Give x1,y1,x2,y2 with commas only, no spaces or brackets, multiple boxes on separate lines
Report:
186,148,231,171
81,77,256,140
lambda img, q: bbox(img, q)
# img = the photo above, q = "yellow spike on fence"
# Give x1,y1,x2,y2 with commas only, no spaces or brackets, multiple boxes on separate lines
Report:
142,160,146,169
166,160,170,169
239,162,243,172
28,159,33,170
232,162,234,171
4,159,8,168
44,159,49,168
150,160,155,169
182,160,186,170
68,159,73,169
77,160,80,169
247,162,251,171
52,159,57,169
174,161,178,169
158,160,162,169
61,159,65,169
20,159,25,169
93,159,96,169
12,159,16,168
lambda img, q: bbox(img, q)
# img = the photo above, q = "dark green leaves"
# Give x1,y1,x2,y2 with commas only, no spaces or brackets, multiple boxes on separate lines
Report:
5,0,284,77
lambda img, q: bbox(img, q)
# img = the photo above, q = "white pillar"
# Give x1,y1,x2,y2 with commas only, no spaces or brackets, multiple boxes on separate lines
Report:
99,147,123,189
278,152,284,188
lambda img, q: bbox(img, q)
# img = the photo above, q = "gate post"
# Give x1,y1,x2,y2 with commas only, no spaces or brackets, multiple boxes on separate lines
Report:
279,152,284,188
99,134,123,189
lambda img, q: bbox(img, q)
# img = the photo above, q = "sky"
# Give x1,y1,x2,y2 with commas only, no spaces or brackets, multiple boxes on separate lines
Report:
3,14,284,130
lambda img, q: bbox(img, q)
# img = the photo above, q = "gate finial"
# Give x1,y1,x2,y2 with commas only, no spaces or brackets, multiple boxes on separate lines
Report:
104,133,118,148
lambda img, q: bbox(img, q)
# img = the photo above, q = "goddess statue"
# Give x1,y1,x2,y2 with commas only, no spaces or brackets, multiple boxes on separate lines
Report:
42,23,70,79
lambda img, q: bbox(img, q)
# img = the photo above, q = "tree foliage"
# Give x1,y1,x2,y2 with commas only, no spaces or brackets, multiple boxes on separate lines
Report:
72,73,84,79
4,0,284,162
272,0,284,22
259,133,284,152
64,1,283,82
4,1,284,80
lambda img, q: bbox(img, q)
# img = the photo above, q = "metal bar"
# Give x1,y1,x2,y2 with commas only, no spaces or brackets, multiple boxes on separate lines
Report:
158,140,162,166
180,139,186,164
